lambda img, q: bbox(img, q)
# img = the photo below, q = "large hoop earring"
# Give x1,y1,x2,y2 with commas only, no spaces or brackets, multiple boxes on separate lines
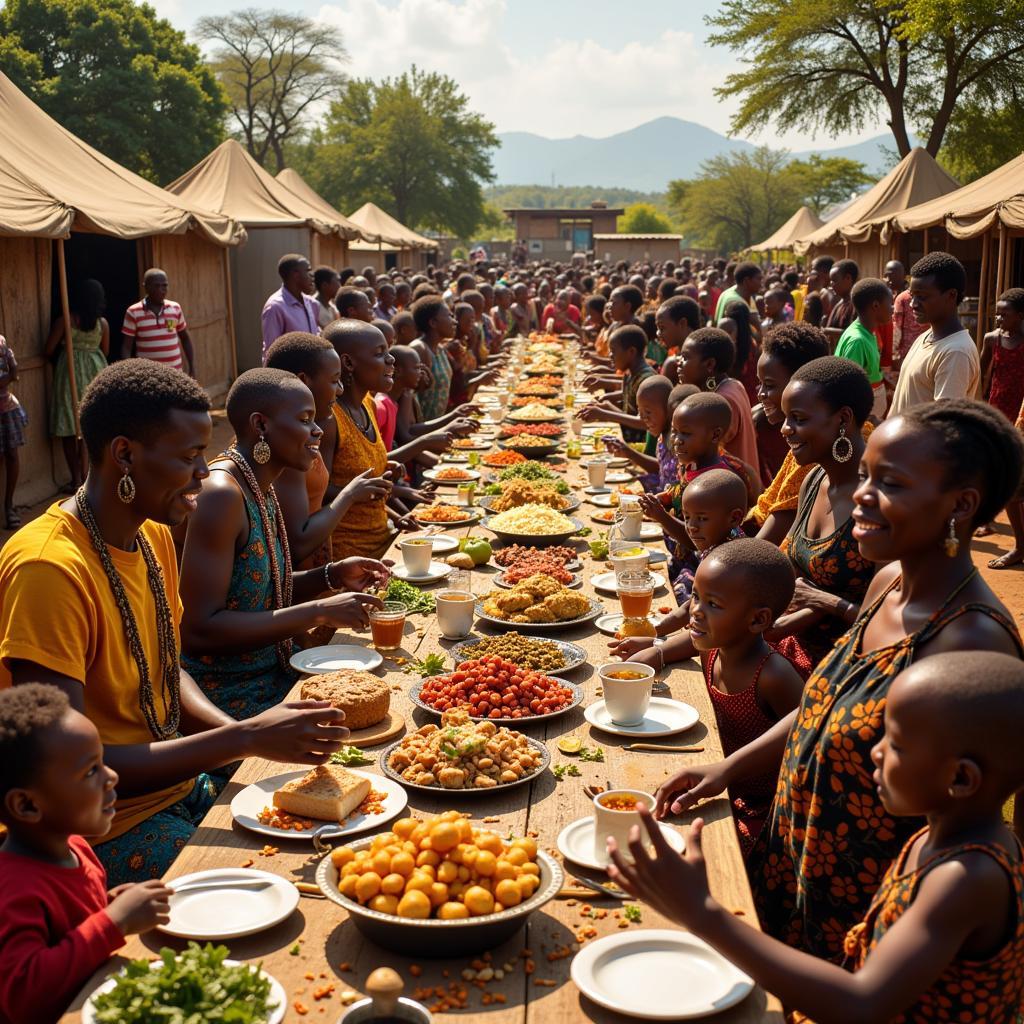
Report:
117,469,136,504
832,424,853,463
944,517,960,558
253,433,271,465
705,376,719,392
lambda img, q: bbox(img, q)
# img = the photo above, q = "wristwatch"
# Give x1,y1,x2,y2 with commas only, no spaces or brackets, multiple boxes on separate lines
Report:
652,637,666,648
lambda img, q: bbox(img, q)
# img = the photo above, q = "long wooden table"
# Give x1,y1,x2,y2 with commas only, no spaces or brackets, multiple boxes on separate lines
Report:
61,394,783,1024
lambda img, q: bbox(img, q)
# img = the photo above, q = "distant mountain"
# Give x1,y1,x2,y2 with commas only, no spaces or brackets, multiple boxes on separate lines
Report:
492,116,910,192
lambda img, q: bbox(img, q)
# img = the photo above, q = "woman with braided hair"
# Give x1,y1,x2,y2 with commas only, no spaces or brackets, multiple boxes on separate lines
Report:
180,368,389,723
656,398,1024,963
0,361,358,884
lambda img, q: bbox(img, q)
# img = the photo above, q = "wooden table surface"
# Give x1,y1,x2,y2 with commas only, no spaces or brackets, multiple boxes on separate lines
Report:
61,394,783,1024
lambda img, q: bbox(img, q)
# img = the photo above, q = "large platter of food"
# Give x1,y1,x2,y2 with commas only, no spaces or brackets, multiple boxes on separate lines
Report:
410,656,581,723
476,479,578,514
497,436,560,458
449,632,587,676
414,504,482,527
498,422,564,438
380,708,549,794
315,813,563,955
491,543,580,570
506,402,564,423
481,505,582,546
476,573,603,632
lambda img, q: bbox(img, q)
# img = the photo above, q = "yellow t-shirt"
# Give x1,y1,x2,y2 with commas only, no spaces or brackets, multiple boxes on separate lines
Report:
0,504,192,840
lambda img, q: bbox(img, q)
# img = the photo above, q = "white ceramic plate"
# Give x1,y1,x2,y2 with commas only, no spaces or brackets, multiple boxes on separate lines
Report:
571,930,754,1020
591,570,667,595
450,439,493,451
583,484,611,495
402,532,459,554
557,815,685,872
588,492,645,508
230,769,408,841
289,644,383,675
392,561,452,585
585,698,700,738
594,612,667,637
83,961,287,1024
580,425,620,437
414,509,482,528
605,471,633,483
589,515,664,540
161,868,299,940
422,467,481,484
440,452,470,463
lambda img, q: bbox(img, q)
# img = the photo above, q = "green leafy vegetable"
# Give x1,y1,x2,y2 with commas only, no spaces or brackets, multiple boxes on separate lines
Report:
579,745,605,763
412,653,446,677
329,745,371,766
497,461,570,493
553,763,582,780
289,943,300,956
577,526,593,538
91,943,276,1023
380,576,435,614
624,904,642,923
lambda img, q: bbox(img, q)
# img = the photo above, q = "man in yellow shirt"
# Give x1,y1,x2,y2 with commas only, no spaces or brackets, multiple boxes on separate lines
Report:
0,360,352,884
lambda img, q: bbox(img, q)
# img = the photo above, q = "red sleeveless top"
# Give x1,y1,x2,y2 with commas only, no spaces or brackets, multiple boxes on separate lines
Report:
988,338,1024,424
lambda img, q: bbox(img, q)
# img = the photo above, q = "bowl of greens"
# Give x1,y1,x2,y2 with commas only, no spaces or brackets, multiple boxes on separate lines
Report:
83,943,284,1024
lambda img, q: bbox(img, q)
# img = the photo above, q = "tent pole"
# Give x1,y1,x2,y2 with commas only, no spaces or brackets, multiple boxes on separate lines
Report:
56,238,81,439
223,246,238,383
995,224,1008,304
977,229,991,351
922,228,929,255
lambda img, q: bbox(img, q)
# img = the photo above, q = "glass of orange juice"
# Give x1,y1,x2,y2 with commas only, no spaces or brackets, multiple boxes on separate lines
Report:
616,570,655,618
369,601,407,650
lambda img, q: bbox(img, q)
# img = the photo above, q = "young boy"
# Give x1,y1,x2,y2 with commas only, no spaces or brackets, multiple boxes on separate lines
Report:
823,257,859,344
0,684,172,1024
313,266,341,327
391,310,418,347
602,374,675,484
836,277,891,419
610,651,1024,1024
655,296,702,361
761,287,791,332
578,324,655,442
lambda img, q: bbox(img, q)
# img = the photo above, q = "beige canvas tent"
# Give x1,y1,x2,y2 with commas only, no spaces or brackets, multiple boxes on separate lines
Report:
168,141,364,369
275,167,366,269
0,70,245,503
347,202,436,272
749,206,824,253
795,149,960,277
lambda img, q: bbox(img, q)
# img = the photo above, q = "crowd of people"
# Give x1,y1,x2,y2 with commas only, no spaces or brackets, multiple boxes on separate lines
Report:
1,246,1024,1023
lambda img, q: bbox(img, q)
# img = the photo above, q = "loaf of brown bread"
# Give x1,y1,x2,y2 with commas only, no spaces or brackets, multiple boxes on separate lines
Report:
299,669,390,730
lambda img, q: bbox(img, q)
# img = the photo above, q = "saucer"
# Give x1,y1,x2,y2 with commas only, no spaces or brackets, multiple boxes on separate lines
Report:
585,698,699,738
392,561,452,585
591,571,666,595
557,815,685,872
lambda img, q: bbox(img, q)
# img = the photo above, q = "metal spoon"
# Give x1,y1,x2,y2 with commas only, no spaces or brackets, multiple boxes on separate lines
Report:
570,874,630,900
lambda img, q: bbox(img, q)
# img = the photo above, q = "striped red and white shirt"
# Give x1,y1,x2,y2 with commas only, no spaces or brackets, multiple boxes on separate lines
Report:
122,300,187,370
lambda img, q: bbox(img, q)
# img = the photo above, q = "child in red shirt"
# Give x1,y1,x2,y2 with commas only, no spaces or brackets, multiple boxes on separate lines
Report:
0,684,171,1024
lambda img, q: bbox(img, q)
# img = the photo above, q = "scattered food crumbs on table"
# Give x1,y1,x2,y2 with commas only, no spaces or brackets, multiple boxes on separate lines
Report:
294,1000,309,1015
259,844,278,856
483,815,500,822
340,990,359,1005
338,962,352,972
289,943,301,956
534,979,557,987
239,858,253,868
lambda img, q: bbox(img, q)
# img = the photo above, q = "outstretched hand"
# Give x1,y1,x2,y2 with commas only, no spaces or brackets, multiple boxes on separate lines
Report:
607,810,714,929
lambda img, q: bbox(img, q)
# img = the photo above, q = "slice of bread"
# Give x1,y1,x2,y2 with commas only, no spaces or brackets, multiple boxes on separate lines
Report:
273,764,371,822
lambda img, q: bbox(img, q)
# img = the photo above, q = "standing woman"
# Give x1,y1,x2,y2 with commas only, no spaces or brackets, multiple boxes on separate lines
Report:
409,296,454,421
656,400,1024,961
767,357,876,670
180,369,388,721
45,278,109,491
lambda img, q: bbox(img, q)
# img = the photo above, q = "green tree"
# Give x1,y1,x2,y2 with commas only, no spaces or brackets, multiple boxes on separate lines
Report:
196,9,344,172
787,155,874,214
668,148,803,252
295,66,497,238
706,0,1024,158
0,0,225,182
939,98,1024,182
619,203,675,234
475,202,514,241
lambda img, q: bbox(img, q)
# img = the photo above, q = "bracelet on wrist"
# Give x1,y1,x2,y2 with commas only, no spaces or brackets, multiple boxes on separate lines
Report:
323,562,344,593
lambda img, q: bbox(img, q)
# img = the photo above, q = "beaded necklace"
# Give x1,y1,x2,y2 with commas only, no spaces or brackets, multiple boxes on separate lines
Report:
75,487,181,740
223,447,294,671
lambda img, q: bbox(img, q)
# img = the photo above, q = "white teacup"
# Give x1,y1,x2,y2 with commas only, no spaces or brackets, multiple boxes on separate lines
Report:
592,788,654,865
586,459,609,488
598,661,656,726
436,589,475,639
609,542,651,574
399,538,433,576
618,508,643,540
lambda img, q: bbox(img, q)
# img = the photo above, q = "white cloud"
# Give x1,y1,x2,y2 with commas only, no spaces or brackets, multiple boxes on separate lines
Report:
315,0,882,147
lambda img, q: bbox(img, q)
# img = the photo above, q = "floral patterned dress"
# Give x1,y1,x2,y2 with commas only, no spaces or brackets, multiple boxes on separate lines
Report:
778,466,874,669
753,572,1022,962
836,829,1024,1023
183,468,296,722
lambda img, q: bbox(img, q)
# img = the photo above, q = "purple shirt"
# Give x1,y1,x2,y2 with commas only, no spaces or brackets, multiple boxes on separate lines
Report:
261,286,320,361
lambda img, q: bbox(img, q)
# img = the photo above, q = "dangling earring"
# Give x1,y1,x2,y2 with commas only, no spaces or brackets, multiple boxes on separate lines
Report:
117,468,136,504
705,376,719,392
831,424,853,463
253,432,271,465
944,517,960,558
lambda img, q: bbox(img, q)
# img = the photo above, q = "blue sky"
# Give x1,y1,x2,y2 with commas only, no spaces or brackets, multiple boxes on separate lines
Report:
156,0,888,147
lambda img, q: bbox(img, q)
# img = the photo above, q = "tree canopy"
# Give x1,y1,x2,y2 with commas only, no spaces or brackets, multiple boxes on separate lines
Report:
0,0,225,183
706,0,1024,158
619,203,675,234
939,98,1024,183
196,9,344,172
667,147,872,252
293,67,498,238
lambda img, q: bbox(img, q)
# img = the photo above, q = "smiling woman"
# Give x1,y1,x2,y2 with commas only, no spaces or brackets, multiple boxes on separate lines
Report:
179,368,390,726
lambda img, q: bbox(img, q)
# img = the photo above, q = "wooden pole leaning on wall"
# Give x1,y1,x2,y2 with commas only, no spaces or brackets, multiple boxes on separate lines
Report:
56,237,82,438
995,224,1008,308
223,246,238,383
976,229,991,352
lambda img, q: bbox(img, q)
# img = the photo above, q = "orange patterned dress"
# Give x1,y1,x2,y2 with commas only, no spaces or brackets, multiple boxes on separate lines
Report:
753,572,1022,962
840,829,1024,1023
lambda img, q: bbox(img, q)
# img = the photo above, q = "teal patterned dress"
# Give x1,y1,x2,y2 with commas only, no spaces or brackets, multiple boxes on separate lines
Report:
183,469,297,721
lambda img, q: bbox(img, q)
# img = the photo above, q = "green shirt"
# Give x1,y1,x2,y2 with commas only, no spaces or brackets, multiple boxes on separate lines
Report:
622,363,656,442
835,319,882,384
714,286,756,324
